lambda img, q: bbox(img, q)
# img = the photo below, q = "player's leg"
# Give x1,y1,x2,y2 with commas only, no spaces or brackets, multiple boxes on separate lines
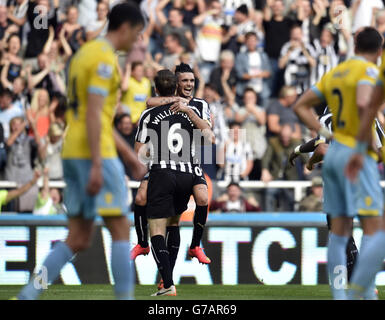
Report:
166,214,182,274
104,215,135,300
149,217,176,296
326,214,359,282
98,158,135,300
189,181,211,264
146,169,177,296
131,177,150,259
322,142,354,300
347,155,384,299
18,217,94,300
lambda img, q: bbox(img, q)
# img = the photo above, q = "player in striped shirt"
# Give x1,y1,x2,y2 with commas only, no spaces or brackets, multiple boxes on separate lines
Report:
131,64,214,271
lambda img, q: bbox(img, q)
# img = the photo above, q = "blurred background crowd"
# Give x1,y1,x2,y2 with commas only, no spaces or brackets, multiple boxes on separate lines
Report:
0,0,383,214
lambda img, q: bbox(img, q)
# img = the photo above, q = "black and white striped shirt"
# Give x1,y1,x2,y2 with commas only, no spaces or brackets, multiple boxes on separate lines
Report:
135,97,211,173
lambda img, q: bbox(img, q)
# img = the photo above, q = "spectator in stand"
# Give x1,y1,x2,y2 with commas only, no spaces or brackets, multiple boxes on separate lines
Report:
27,53,64,97
311,27,339,84
263,0,303,97
374,9,385,36
328,0,352,60
61,6,86,54
278,24,316,95
173,0,205,36
85,1,109,41
193,0,224,82
157,32,185,71
235,31,271,107
234,88,267,180
352,0,384,34
120,61,152,125
114,113,136,179
298,175,323,212
26,88,52,139
39,122,64,180
261,124,307,211
156,0,195,52
210,182,260,213
0,169,41,212
33,167,66,215
1,33,23,91
208,49,237,100
219,120,254,182
0,5,16,41
25,0,59,59
266,85,301,140
202,83,227,179
6,0,29,40
233,5,257,49
11,76,28,113
4,116,42,212
0,88,23,139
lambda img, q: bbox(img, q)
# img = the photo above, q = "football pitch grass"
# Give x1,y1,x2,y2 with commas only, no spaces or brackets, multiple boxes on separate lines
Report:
1,284,383,300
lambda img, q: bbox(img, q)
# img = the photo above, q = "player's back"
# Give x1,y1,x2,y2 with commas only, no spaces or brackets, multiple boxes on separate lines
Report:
315,57,379,149
62,38,120,160
136,104,196,172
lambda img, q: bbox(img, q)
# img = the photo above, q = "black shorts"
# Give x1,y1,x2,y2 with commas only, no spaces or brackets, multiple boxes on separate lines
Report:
192,165,207,187
146,169,194,219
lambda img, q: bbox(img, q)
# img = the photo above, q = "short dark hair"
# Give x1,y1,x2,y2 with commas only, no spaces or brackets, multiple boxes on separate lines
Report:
131,61,143,72
166,32,182,45
228,120,241,128
1,88,13,98
227,181,241,190
245,31,258,41
355,27,383,54
175,62,193,75
114,112,131,127
155,70,177,96
108,1,145,32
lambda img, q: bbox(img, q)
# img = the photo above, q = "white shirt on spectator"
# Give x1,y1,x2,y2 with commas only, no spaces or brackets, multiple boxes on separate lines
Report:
78,0,97,26
352,0,384,33
86,19,108,38
195,15,224,62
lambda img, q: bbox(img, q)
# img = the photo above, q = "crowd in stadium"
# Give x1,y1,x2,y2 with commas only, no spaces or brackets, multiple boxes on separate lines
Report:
0,0,383,213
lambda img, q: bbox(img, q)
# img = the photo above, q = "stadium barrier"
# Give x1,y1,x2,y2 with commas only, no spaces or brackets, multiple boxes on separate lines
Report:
2,179,385,203
2,213,385,286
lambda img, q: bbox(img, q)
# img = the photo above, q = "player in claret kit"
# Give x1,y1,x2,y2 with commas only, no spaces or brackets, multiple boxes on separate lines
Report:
17,1,146,300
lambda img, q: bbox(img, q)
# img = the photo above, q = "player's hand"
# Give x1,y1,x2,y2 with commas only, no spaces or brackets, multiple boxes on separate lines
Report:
87,163,103,196
170,100,189,114
289,151,299,166
345,153,364,182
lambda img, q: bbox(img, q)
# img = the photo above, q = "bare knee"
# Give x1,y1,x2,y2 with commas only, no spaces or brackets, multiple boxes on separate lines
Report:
135,183,148,206
193,185,208,206
66,235,93,253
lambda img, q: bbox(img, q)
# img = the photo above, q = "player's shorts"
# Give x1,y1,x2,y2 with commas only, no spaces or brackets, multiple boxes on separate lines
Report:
192,165,207,186
63,158,128,220
322,141,383,218
146,168,194,219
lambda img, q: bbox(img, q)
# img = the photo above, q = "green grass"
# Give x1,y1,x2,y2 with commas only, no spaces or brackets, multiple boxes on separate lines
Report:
2,284,384,300
0,284,345,300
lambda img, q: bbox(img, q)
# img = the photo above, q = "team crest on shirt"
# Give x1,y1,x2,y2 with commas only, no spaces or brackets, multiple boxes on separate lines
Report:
365,196,373,207
366,67,379,79
105,192,114,204
97,63,113,79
